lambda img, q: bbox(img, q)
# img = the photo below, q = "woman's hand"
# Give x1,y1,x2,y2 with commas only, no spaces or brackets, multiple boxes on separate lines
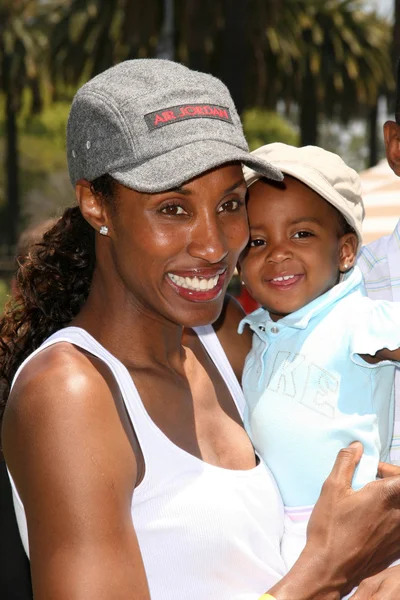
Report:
350,565,400,599
267,442,400,600
306,442,400,595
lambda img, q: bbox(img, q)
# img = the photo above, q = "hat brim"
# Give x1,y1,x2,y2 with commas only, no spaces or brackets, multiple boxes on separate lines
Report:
246,162,363,251
109,139,283,193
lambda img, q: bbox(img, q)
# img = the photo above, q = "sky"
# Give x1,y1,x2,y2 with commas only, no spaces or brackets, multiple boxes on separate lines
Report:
365,0,394,19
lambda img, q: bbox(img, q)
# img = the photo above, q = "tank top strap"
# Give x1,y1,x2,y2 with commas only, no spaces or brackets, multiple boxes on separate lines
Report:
193,324,246,418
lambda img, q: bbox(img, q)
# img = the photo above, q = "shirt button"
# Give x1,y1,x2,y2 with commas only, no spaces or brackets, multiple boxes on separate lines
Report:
258,325,265,332
271,326,279,334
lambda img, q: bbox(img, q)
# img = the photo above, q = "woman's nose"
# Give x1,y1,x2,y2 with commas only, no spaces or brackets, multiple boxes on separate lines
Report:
187,217,228,263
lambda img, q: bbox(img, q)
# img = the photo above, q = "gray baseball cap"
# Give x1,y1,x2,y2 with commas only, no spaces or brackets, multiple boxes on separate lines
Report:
67,59,282,193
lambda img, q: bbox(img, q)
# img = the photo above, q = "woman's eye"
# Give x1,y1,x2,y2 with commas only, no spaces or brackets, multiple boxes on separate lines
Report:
217,199,243,213
249,239,265,247
293,231,313,239
160,204,187,216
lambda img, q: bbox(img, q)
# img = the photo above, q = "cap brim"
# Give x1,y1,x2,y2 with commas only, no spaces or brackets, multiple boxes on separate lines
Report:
109,139,283,193
267,162,363,251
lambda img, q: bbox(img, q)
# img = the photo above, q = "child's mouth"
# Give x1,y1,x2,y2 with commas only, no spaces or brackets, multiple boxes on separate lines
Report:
268,274,303,289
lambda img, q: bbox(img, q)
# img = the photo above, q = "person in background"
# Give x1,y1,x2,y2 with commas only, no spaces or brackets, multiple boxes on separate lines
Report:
358,60,400,466
1,218,57,600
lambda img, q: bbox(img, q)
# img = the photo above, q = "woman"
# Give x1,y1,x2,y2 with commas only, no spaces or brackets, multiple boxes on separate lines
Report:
2,59,400,600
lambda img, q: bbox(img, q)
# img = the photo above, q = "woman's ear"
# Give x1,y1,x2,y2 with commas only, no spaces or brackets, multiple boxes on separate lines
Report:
339,233,358,273
75,179,109,234
383,121,400,177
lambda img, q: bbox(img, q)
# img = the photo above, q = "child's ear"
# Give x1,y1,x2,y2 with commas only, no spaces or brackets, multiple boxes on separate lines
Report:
339,233,358,273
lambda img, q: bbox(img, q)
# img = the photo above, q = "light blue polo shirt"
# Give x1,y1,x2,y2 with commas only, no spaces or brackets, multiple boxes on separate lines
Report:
239,266,400,507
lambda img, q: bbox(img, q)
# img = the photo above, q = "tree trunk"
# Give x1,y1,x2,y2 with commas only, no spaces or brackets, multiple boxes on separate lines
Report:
300,65,318,146
367,102,378,168
178,0,214,71
4,67,20,251
393,0,400,78
213,0,251,115
390,0,400,114
156,0,175,60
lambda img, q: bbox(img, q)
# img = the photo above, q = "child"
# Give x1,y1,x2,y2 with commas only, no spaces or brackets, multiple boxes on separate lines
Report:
239,142,400,571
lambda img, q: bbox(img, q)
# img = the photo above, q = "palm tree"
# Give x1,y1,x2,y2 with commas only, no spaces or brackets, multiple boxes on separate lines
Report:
302,1,392,158
389,0,400,113
0,0,51,249
50,0,393,163
392,0,400,113
252,0,393,152
50,0,163,88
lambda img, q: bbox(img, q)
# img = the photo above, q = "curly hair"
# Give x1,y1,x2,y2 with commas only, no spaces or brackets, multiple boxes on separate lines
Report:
0,174,116,427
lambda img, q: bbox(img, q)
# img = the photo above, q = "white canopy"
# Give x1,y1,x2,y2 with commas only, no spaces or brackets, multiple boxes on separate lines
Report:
360,159,400,244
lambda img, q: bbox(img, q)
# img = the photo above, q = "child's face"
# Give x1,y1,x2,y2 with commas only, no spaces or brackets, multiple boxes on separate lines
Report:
240,175,357,321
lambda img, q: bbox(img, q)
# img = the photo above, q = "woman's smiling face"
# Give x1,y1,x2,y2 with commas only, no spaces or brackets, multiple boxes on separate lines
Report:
239,176,357,321
105,163,249,327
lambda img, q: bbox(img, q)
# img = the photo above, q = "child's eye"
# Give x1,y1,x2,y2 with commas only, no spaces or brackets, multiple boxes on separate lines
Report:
249,238,265,247
217,198,244,213
160,203,187,216
293,231,313,239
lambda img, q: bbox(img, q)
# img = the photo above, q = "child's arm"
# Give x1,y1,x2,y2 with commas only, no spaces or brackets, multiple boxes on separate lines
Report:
360,347,400,364
352,299,400,365
374,347,400,362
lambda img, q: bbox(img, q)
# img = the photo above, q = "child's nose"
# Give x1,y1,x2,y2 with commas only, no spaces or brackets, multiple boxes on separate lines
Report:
266,240,292,263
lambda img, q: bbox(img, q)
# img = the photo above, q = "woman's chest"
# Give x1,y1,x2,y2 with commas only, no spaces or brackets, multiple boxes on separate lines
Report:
130,346,256,471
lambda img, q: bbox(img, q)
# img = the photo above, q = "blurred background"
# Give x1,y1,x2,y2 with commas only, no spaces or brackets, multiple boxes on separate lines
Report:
0,0,399,311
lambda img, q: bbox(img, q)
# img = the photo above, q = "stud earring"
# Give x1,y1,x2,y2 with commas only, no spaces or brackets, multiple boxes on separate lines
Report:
99,225,108,236
343,263,349,270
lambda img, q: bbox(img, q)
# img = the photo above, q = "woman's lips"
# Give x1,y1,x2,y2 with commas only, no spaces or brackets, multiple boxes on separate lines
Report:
167,269,227,302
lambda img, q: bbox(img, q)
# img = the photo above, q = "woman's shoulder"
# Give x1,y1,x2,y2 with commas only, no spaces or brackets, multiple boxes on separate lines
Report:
3,338,138,510
8,341,105,411
3,341,129,469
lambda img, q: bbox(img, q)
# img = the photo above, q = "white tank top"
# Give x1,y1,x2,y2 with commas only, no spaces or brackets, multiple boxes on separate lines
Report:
9,325,286,600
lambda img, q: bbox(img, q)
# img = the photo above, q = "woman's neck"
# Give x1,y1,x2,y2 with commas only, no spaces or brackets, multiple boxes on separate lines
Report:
71,275,188,373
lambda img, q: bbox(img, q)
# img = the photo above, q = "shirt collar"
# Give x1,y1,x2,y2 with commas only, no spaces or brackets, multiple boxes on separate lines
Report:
238,265,365,335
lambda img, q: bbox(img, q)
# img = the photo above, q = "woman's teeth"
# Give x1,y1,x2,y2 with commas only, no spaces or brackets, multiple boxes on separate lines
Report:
168,273,220,291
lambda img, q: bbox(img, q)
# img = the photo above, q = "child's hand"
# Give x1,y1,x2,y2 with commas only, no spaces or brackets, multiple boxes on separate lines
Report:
350,565,400,599
377,461,400,478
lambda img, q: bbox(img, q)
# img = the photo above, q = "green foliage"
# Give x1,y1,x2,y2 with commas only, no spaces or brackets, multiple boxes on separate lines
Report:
242,109,299,151
19,101,70,167
51,0,163,86
0,279,11,315
0,101,72,237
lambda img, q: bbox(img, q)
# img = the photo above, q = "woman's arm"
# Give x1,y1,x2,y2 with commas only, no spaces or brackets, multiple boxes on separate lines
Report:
266,443,400,600
2,343,151,600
